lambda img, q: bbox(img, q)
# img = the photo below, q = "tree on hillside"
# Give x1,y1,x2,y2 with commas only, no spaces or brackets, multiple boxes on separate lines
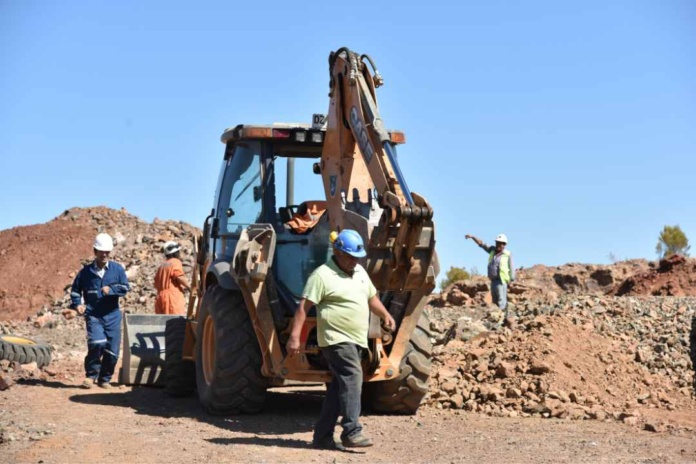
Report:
655,225,690,258
440,266,471,290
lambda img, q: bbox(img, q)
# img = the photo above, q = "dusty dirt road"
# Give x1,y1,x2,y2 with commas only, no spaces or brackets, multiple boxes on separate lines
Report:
2,356,696,464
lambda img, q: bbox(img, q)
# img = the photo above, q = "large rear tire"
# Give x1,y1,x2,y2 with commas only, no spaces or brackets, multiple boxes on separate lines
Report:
0,335,52,368
196,285,268,415
164,317,196,397
364,311,432,414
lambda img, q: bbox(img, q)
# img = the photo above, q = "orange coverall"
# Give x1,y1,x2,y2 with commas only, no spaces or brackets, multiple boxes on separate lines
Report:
154,258,186,315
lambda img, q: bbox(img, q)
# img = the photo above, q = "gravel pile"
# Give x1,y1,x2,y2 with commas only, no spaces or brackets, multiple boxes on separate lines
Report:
426,295,696,431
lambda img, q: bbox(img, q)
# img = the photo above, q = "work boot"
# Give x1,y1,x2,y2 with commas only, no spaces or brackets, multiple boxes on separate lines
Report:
341,433,373,448
312,437,345,451
97,381,113,389
82,378,94,389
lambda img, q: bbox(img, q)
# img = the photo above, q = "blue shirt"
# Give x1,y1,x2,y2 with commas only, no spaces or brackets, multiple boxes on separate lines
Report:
70,260,130,315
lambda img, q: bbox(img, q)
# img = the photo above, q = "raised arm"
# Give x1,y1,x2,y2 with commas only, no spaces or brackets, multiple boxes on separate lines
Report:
465,234,483,246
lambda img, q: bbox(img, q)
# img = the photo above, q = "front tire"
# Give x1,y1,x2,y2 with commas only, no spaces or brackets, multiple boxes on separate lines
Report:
196,285,268,415
364,311,432,414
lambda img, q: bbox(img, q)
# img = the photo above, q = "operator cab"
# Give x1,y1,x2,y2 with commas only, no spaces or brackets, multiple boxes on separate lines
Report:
207,115,405,313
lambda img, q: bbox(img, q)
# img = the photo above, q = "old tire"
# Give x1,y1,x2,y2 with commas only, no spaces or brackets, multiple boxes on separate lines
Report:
0,335,52,368
164,317,196,397
364,311,432,414
196,285,268,415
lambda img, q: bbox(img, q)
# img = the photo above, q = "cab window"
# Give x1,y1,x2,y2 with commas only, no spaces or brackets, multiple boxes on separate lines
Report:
217,142,262,234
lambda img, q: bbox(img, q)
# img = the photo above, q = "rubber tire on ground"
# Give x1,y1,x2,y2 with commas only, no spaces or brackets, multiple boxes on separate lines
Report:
164,317,196,397
0,335,52,368
363,311,432,414
196,285,268,415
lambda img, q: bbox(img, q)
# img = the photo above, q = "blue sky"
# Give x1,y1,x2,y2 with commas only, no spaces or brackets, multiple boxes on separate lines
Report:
1,1,694,282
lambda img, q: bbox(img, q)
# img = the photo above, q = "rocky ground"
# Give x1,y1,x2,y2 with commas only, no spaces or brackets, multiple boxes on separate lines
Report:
1,206,696,462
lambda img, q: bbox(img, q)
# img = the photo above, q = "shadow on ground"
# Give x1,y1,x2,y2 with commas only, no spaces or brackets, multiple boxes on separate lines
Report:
67,386,324,437
17,378,87,390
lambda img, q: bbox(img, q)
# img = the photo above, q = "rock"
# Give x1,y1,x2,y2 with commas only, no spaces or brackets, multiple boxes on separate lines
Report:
447,289,471,306
449,394,465,409
495,362,513,379
62,309,77,320
37,313,58,328
441,379,458,394
0,374,10,390
644,421,665,433
590,409,607,421
456,319,489,341
20,361,38,373
437,368,458,381
528,362,552,375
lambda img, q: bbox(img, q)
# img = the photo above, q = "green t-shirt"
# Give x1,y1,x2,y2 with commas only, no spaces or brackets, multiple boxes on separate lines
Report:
302,257,377,348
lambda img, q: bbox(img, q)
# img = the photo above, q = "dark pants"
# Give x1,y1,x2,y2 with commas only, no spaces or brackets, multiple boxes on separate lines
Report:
313,342,364,443
84,310,122,383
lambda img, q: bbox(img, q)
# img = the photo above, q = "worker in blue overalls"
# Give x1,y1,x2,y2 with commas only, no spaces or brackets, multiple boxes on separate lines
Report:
70,233,130,389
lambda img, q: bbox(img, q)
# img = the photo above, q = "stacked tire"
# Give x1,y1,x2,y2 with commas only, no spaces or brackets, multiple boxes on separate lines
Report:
0,335,52,368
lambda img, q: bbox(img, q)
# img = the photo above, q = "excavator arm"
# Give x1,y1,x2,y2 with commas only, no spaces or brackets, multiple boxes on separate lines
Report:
320,47,438,292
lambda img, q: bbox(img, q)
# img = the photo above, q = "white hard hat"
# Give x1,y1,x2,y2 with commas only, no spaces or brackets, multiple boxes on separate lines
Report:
94,233,114,252
495,233,508,244
163,241,181,255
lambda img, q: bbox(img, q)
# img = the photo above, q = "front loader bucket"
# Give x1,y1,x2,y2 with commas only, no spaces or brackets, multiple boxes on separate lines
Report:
119,314,180,386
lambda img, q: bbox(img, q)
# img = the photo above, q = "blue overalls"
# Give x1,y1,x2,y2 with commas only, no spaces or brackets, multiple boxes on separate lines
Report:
70,261,130,383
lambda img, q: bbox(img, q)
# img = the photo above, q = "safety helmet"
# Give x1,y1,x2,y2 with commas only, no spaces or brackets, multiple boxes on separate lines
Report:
333,229,366,258
495,233,508,244
93,233,114,252
163,241,181,256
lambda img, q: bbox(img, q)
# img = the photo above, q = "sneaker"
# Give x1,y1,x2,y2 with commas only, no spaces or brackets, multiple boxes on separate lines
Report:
97,381,113,389
82,378,95,389
341,433,373,448
312,437,345,451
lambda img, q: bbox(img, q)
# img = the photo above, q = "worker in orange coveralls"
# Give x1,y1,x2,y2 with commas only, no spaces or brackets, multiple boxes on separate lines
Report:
154,241,191,315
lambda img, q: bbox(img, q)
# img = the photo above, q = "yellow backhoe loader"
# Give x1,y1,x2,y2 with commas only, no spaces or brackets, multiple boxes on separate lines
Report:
164,47,439,414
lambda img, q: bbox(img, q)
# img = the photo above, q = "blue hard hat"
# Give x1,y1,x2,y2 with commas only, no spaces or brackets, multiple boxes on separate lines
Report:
333,229,366,258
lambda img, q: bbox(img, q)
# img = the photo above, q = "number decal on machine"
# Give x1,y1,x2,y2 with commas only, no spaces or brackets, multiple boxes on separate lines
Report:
312,114,327,129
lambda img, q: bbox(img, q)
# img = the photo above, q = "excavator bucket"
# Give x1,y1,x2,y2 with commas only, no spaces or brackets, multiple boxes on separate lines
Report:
119,314,180,386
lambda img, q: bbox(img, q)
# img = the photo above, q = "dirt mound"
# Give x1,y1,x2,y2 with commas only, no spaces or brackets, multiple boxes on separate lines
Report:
427,295,695,430
0,206,200,322
613,254,696,297
431,257,696,308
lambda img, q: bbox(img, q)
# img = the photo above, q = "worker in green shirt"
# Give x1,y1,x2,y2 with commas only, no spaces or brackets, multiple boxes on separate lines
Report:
286,229,396,451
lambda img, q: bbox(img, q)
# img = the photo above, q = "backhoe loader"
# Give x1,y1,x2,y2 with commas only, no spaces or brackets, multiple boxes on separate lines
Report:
164,47,439,414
